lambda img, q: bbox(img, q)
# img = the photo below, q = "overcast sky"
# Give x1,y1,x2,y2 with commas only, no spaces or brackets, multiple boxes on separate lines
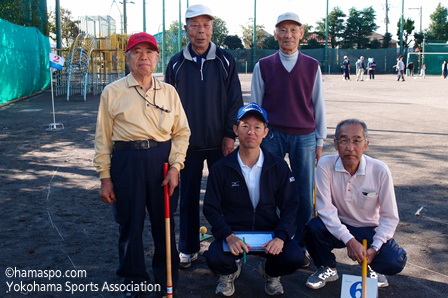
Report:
50,0,443,40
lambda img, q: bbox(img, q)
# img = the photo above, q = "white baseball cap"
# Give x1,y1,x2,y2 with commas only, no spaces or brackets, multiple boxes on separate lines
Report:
185,4,215,20
276,12,301,27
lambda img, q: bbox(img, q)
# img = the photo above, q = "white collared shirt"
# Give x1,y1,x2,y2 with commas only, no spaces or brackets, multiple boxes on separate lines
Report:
237,149,264,209
316,154,399,250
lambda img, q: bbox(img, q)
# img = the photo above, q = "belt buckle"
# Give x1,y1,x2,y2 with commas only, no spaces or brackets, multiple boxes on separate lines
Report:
140,140,150,149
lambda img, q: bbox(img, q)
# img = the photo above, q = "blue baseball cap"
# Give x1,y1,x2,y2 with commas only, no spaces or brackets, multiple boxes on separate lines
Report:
237,102,268,123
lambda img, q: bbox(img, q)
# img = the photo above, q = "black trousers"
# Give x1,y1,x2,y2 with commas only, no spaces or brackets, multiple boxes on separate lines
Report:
305,217,407,275
111,141,179,289
178,149,223,254
204,238,305,277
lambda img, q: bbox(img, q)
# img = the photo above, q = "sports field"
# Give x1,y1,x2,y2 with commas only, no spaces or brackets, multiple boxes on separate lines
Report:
0,74,447,297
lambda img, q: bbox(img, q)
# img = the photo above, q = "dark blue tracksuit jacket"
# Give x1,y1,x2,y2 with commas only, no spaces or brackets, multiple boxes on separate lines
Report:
203,148,299,242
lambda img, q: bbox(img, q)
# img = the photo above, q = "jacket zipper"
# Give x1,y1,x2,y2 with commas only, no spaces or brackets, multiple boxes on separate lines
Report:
200,58,204,81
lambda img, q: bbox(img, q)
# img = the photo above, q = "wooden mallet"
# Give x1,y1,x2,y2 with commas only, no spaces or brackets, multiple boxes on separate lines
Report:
362,239,368,298
164,163,173,297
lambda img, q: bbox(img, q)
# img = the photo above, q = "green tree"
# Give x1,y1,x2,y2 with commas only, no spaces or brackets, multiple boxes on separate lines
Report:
382,32,392,48
211,17,229,48
341,7,378,49
397,18,415,48
369,38,381,49
261,36,279,49
240,18,266,48
300,23,313,46
413,31,425,49
224,35,244,50
315,7,346,48
48,8,80,47
428,3,448,41
166,20,186,53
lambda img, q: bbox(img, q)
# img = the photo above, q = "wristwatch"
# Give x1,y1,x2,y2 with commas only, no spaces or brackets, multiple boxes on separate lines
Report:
370,245,380,254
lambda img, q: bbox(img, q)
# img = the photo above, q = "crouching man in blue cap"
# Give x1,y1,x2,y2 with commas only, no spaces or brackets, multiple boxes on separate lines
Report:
203,103,305,296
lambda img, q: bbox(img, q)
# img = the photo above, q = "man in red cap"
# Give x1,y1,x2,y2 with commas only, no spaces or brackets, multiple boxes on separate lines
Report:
94,32,190,297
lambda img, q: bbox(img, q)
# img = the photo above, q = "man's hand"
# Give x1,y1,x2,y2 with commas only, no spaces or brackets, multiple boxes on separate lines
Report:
366,247,378,264
316,146,323,163
226,234,251,256
222,137,235,157
261,237,284,255
346,238,366,264
161,167,179,196
100,178,116,204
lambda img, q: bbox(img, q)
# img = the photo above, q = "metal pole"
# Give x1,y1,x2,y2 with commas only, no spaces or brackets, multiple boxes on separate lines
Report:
325,0,329,73
55,0,62,52
123,0,127,34
162,0,166,74
252,0,256,70
178,0,182,52
400,0,404,55
143,0,146,32
419,6,422,33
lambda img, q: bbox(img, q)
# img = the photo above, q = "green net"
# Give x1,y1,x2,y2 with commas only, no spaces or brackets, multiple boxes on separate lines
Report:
0,0,48,35
0,18,50,104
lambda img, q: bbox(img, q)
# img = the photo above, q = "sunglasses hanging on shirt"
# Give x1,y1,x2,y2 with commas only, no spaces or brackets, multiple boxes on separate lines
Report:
134,84,171,113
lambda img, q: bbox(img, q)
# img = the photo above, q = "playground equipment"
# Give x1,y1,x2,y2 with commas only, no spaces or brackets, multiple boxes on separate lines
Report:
65,33,95,101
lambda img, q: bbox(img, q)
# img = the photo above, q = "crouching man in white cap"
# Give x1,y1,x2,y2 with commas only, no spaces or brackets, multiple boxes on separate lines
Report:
203,103,305,296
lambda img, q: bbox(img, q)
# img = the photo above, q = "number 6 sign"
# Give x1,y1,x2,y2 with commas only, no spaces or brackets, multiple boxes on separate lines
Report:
341,274,378,298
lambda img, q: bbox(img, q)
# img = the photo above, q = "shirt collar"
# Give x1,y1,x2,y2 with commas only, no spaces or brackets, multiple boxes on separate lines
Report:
335,154,366,176
237,148,264,170
126,73,161,90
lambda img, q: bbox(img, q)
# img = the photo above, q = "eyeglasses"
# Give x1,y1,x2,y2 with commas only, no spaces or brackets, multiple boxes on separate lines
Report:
134,86,170,113
337,139,366,147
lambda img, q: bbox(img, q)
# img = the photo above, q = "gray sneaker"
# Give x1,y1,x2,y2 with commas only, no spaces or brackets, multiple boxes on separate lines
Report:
368,266,389,288
179,252,198,269
258,261,284,296
215,262,242,296
306,266,339,289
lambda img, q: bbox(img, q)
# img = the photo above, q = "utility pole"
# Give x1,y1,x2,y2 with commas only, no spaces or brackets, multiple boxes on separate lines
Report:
325,0,329,74
143,0,146,32
385,0,389,35
123,0,127,34
55,0,62,52
178,0,182,52
252,0,256,70
400,0,404,55
162,0,166,74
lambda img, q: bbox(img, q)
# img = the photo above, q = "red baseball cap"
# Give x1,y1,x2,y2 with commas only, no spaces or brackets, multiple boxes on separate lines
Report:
125,32,159,53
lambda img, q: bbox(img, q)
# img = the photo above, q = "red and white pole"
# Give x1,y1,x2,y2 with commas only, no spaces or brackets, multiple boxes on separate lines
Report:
164,163,173,297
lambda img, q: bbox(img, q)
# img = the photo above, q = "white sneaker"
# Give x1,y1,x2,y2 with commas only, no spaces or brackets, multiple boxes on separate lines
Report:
179,252,198,269
368,266,389,288
306,266,339,289
215,262,242,296
258,261,284,296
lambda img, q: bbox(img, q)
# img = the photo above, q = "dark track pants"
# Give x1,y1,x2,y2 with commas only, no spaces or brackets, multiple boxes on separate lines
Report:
111,141,179,289
305,217,407,275
204,238,305,277
178,149,223,254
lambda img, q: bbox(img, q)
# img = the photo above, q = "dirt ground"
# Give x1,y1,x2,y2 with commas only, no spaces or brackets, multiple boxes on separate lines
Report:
0,74,447,297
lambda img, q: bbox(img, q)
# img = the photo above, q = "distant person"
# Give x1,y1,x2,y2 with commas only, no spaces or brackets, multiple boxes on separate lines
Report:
343,56,350,81
420,63,426,79
443,61,447,79
203,103,305,296
396,56,405,81
165,4,243,269
407,61,414,76
250,11,327,262
305,119,407,290
368,58,376,80
356,56,365,81
94,32,191,297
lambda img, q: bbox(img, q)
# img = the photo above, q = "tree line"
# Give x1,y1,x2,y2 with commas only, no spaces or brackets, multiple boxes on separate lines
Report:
2,2,446,50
